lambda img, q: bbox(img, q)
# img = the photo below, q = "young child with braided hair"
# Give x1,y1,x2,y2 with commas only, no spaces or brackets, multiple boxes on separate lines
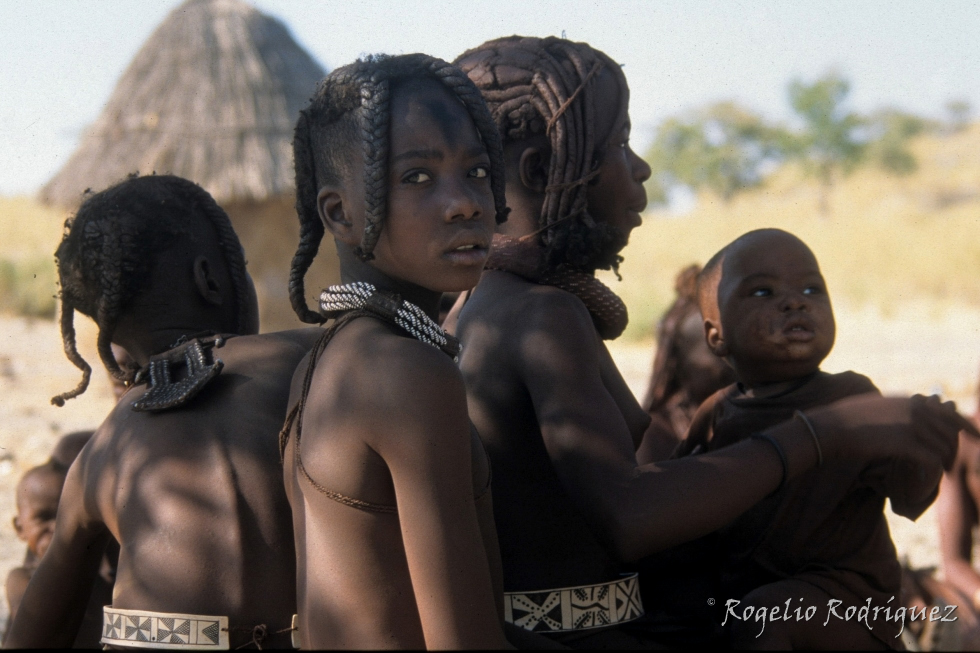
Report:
6,175,320,649
280,53,514,649
451,35,969,647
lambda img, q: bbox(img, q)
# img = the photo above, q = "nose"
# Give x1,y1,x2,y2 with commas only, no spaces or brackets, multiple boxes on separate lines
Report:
630,146,652,184
780,291,809,312
444,177,486,222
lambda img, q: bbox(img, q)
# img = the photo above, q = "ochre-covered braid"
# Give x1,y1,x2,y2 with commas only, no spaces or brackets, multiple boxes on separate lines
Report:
456,36,627,273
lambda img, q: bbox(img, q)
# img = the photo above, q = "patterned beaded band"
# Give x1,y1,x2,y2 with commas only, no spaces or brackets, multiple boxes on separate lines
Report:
793,410,824,466
749,432,788,493
319,282,460,361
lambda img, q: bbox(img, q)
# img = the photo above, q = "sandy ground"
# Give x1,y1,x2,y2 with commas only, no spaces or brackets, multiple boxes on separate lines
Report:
1,302,979,632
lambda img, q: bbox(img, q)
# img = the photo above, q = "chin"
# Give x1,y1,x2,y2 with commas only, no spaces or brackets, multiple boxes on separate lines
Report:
424,270,484,294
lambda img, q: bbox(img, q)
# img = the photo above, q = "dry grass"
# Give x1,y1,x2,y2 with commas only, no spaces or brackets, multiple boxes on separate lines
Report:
0,198,67,319
600,123,980,340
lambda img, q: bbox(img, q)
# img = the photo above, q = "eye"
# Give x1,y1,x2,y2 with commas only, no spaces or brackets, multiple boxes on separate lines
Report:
751,287,772,297
803,285,823,295
469,166,489,179
403,171,432,184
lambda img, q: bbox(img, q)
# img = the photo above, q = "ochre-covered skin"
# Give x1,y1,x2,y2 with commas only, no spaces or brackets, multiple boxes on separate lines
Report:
455,36,970,647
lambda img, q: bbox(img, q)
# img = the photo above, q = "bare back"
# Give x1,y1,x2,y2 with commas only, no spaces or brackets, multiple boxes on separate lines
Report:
7,329,320,649
283,316,503,649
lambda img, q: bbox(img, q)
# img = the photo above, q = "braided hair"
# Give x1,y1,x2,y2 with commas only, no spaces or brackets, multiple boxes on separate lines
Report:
455,36,627,273
289,53,509,324
52,175,251,406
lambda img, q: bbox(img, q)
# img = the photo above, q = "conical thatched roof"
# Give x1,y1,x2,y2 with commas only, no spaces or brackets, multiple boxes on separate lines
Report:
41,0,325,206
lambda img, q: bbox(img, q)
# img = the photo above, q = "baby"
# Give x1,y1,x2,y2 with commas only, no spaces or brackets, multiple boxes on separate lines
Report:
679,228,917,649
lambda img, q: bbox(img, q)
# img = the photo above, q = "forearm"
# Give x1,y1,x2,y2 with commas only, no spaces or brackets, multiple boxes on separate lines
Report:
4,532,107,648
609,419,818,561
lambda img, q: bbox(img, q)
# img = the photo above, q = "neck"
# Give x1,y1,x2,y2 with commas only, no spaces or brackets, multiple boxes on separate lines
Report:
336,245,441,321
737,369,821,399
112,310,234,367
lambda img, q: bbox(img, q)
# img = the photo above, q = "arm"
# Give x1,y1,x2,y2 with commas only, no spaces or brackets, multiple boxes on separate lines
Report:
4,448,109,648
937,432,980,608
517,289,965,562
369,343,506,650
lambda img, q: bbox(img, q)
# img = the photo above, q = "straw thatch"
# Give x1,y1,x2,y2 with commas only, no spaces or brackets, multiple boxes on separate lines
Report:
41,0,324,206
41,0,340,331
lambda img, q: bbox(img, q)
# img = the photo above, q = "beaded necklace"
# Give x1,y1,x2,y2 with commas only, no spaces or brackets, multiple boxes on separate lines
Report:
319,282,461,361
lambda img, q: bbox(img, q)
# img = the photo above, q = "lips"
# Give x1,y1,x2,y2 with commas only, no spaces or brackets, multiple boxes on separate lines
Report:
443,233,490,266
782,315,816,341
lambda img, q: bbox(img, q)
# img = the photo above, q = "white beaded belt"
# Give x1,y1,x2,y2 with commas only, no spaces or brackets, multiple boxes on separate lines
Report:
102,607,230,650
503,572,644,633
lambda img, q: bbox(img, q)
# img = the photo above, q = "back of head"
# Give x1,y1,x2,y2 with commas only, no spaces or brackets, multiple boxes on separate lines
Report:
52,175,251,405
49,431,94,471
289,53,509,324
647,264,735,410
455,36,627,272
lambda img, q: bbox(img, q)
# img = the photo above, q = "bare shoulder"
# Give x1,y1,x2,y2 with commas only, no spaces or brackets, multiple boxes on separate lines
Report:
462,271,598,364
228,327,321,360
362,322,466,412
256,327,324,352
466,271,592,326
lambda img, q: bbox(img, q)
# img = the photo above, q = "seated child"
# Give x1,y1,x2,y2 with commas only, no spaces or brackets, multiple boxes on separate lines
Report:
5,175,319,649
280,54,510,648
4,432,114,648
679,228,918,649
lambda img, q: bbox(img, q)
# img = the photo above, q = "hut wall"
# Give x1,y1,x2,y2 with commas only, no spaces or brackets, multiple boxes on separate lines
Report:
224,196,340,332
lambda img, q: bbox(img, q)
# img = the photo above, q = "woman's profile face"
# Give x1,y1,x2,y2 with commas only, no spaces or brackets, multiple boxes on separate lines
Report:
585,68,651,252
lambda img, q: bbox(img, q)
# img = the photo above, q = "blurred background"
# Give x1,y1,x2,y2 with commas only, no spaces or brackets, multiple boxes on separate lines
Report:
1,0,979,637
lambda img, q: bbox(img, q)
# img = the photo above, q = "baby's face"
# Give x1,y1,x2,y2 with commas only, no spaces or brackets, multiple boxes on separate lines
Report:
13,468,64,559
714,232,835,385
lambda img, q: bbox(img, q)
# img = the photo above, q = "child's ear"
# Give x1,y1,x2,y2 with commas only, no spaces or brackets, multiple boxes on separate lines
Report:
192,256,223,307
317,186,356,244
12,515,23,539
704,318,729,358
518,146,550,194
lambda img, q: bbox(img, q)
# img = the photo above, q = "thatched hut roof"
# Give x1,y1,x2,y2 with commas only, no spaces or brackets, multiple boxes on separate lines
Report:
41,0,326,207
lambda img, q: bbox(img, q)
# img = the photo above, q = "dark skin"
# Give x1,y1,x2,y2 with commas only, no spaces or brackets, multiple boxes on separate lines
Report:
6,466,64,626
637,307,735,463
283,78,507,649
5,225,320,649
5,457,115,649
702,230,836,393
456,65,970,580
937,423,980,614
700,231,887,649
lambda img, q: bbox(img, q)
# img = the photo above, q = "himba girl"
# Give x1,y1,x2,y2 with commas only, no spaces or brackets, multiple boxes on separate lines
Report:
281,53,513,649
451,35,969,647
6,175,319,649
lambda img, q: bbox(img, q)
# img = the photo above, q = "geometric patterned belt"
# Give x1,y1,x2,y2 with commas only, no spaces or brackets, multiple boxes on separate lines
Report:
101,607,230,650
503,572,645,633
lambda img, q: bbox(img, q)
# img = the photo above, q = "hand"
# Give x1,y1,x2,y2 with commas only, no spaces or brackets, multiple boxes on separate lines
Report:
807,394,970,517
